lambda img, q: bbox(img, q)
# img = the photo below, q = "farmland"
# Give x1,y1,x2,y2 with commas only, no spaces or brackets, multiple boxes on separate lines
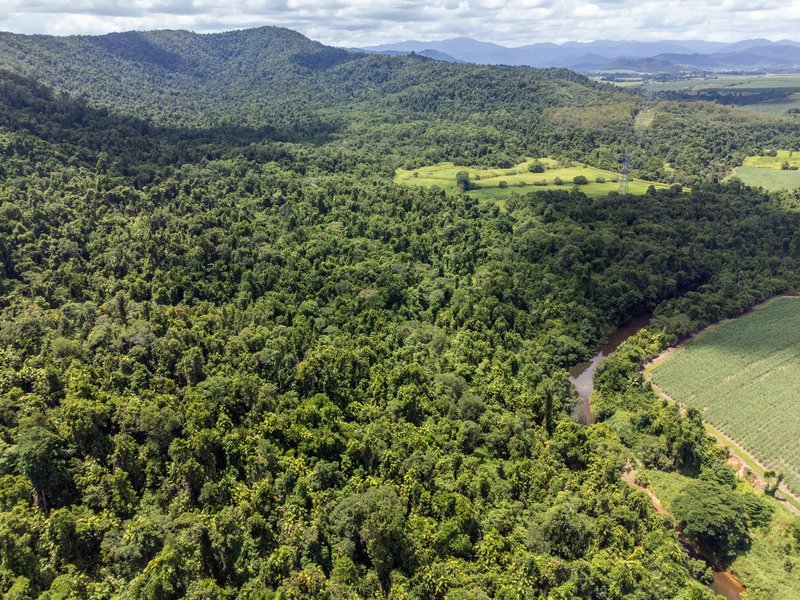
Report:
727,150,800,191
395,158,670,200
614,73,800,115
650,296,800,494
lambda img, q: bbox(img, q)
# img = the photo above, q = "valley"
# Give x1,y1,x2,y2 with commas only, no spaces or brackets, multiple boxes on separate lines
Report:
0,22,799,600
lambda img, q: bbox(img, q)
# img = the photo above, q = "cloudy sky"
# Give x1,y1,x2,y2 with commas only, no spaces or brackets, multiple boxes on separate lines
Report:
0,0,797,46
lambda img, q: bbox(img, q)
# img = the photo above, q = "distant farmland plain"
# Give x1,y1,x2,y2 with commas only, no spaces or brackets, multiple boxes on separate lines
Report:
650,296,800,494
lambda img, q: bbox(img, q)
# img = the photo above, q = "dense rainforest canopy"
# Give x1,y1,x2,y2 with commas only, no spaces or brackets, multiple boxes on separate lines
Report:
0,26,799,599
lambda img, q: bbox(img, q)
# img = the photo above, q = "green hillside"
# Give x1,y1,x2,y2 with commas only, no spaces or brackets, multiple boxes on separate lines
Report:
1,28,799,184
1,27,800,599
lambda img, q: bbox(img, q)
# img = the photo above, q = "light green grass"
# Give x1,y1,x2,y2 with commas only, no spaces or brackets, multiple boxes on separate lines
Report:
643,468,800,599
624,74,800,93
640,469,694,511
395,158,670,200
730,507,800,600
634,108,656,132
741,92,800,116
742,151,800,169
728,166,800,192
727,151,800,191
650,297,800,494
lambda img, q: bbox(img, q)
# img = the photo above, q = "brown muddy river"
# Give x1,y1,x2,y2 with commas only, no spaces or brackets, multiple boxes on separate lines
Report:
568,315,651,423
711,571,745,600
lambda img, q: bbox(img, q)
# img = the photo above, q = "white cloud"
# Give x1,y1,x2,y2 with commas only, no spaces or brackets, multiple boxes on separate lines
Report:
573,3,602,17
0,0,797,45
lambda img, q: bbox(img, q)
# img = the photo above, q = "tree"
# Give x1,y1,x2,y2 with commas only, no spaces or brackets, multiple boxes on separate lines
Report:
16,424,72,512
672,480,750,564
542,499,593,560
455,171,471,192
180,347,205,386
332,487,408,592
572,175,588,185
528,160,545,173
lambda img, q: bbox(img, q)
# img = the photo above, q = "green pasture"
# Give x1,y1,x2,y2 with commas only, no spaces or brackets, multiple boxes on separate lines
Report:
727,151,800,191
742,150,800,169
741,92,800,115
729,167,800,191
650,296,800,494
395,158,669,200
630,73,800,93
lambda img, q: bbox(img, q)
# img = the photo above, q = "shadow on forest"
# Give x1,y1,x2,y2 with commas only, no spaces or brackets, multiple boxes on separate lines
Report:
87,32,189,73
0,68,344,181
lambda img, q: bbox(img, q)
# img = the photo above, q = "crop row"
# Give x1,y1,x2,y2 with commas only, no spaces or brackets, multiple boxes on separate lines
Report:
651,297,800,494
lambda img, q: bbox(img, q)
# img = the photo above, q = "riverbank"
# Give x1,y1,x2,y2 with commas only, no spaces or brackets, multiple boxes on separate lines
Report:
638,465,800,600
568,314,651,423
621,468,745,599
647,377,800,516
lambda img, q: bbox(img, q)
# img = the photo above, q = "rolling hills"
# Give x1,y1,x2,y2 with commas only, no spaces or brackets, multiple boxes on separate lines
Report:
2,22,800,599
3,26,800,187
364,37,800,73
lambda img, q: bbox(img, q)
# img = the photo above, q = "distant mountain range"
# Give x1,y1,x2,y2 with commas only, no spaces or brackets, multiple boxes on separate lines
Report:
361,38,800,73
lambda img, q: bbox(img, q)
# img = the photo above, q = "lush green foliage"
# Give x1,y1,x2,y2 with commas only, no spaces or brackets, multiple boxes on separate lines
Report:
673,481,752,563
1,26,800,598
644,468,800,598
3,27,800,186
594,316,800,596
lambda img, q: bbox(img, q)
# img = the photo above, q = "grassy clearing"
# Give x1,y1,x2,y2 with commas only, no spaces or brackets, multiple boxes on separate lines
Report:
639,469,693,511
643,469,800,599
742,151,800,169
650,297,800,494
395,158,669,200
727,151,800,191
729,167,800,191
634,108,656,132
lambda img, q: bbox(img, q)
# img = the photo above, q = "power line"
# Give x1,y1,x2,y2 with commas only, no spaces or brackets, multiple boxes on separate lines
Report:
619,82,655,195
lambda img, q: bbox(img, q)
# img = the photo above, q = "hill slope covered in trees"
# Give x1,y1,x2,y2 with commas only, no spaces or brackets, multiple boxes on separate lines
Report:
1,27,800,599
2,27,800,184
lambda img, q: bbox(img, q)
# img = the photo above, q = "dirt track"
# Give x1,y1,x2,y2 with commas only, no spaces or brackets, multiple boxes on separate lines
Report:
645,377,800,517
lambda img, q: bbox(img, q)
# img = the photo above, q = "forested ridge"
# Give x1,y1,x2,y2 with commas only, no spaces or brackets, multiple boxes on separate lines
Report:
2,26,800,183
1,27,800,599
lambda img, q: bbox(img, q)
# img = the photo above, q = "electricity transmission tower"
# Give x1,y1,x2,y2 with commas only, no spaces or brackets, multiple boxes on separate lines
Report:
618,151,630,194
